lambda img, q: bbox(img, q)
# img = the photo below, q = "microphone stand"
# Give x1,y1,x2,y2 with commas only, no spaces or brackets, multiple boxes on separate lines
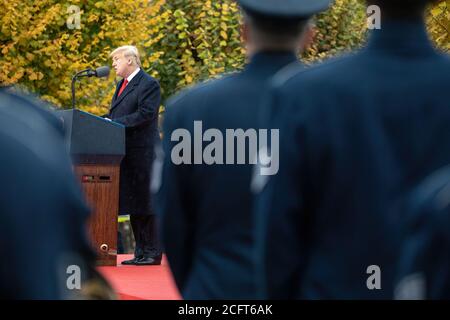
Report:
71,69,94,109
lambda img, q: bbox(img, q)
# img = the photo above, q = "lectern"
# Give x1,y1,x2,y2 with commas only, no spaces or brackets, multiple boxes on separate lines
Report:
59,109,125,266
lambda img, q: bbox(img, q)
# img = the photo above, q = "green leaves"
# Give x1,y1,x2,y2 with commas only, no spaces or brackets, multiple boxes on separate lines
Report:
146,0,245,100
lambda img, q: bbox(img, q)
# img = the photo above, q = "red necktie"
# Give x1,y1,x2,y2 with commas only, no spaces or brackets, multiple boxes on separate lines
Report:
117,79,128,97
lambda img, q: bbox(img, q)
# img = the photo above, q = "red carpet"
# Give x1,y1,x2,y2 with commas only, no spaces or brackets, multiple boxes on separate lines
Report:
98,254,181,300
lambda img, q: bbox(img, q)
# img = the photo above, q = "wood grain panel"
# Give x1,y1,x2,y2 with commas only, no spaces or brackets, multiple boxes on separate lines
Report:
74,164,120,266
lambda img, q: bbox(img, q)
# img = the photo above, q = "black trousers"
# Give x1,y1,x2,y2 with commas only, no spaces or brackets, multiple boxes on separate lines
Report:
130,214,161,259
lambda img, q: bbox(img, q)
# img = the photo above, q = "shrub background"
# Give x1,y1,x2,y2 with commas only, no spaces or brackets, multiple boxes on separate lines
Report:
0,0,448,114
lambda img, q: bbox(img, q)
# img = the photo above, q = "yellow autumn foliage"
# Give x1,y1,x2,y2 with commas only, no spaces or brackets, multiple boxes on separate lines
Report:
0,0,165,115
0,0,448,114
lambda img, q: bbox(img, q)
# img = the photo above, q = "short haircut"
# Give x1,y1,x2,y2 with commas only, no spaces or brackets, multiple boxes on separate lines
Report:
110,45,141,67
367,0,432,17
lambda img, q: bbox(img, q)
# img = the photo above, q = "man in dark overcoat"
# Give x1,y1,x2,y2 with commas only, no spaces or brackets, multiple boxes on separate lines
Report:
107,45,162,265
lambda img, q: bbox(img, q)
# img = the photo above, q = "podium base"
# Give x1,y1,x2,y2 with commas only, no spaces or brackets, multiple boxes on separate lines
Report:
74,164,120,267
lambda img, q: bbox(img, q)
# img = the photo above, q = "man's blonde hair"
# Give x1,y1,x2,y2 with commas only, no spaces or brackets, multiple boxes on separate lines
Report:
110,45,141,67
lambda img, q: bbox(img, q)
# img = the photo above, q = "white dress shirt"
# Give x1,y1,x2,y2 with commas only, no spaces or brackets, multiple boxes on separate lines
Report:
127,67,140,83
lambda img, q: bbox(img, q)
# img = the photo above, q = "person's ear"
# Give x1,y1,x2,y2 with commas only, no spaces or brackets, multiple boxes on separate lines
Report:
298,23,316,53
241,21,250,44
242,20,256,57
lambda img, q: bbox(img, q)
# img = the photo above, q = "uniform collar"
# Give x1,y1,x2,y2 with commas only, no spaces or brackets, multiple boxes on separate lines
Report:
246,51,299,73
366,18,436,56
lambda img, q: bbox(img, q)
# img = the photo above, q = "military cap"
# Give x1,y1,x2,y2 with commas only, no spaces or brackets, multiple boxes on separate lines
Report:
237,0,332,19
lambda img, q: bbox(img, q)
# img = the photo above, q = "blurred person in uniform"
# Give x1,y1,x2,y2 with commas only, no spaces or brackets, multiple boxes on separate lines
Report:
105,46,162,265
254,0,450,299
154,0,330,299
395,165,450,300
0,86,114,299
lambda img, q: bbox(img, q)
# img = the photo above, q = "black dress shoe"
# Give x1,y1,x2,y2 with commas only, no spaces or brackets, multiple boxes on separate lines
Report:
121,257,141,265
135,257,161,266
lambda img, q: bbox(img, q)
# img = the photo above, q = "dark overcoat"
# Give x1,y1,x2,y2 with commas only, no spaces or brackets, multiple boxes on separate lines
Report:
108,69,161,216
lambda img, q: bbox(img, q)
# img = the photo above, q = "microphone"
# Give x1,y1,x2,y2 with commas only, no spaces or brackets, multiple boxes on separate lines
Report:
71,66,111,109
85,66,110,78
94,66,110,78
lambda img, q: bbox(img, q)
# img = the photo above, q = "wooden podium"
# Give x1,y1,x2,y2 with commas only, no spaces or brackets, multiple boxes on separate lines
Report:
59,110,125,266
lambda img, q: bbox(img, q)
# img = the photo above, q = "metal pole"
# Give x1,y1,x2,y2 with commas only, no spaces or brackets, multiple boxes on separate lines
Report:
71,69,90,110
